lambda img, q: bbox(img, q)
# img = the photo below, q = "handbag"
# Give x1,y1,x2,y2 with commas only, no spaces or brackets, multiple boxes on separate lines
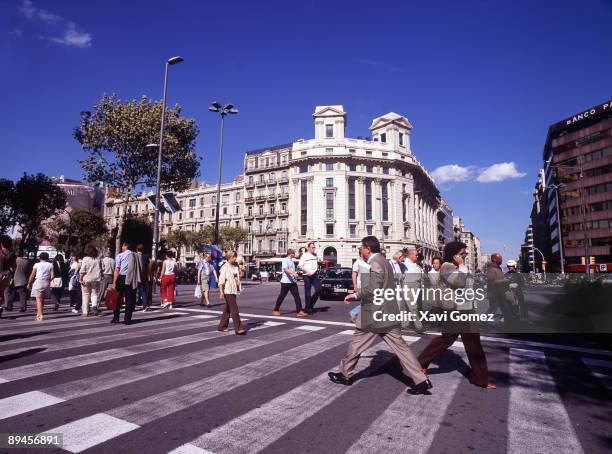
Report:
194,285,202,299
50,277,63,288
105,288,120,311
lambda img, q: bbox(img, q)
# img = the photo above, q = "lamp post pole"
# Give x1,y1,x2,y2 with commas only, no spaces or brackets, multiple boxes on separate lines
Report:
209,102,239,247
152,56,183,262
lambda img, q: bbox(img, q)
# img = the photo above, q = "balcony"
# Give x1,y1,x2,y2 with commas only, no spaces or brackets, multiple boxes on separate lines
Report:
245,181,255,189
256,180,266,187
267,194,277,200
255,212,267,219
267,179,277,186
278,210,289,217
278,193,289,200
244,214,254,220
255,194,266,201
244,197,255,203
279,177,289,184
254,250,276,258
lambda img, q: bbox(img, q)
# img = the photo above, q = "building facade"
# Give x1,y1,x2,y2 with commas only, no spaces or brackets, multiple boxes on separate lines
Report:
541,99,612,271
243,106,442,267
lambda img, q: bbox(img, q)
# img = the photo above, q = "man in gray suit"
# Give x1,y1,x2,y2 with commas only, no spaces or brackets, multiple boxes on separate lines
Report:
328,236,433,395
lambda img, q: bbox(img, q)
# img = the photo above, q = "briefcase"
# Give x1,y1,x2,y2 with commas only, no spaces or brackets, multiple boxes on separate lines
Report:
105,288,120,311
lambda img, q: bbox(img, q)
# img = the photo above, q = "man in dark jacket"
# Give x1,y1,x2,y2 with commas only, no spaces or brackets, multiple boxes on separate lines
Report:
328,236,432,395
487,253,516,325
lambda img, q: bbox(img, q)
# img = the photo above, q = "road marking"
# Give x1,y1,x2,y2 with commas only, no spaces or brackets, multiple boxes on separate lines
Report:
347,354,465,453
168,443,213,454
402,335,422,343
48,331,352,451
295,325,326,331
178,307,355,327
0,319,214,358
0,391,65,420
0,323,235,382
178,343,391,454
43,413,139,453
0,314,190,347
508,348,584,454
480,336,612,357
0,323,288,420
339,329,355,335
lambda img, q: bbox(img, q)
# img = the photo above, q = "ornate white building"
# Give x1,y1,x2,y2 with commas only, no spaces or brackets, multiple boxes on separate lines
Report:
244,105,442,266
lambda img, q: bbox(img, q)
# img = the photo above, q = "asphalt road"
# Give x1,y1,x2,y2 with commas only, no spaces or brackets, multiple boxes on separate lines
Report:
0,283,610,454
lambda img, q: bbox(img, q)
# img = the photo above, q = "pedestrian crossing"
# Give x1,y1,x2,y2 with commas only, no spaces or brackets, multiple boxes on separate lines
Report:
0,306,610,454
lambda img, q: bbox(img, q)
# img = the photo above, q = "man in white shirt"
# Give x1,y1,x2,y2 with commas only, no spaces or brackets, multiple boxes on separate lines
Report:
273,249,307,317
197,252,217,307
298,242,321,314
402,246,424,333
99,251,115,305
351,248,370,292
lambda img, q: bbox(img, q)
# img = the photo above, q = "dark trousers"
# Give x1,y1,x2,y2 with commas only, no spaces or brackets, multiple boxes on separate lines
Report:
418,332,489,387
3,286,28,310
113,275,136,322
218,294,243,333
137,282,150,308
303,274,321,312
274,283,302,312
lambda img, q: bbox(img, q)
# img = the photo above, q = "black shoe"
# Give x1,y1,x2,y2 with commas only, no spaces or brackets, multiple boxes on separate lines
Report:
110,318,119,324
328,371,352,386
20,308,27,313
407,379,433,395
123,320,132,325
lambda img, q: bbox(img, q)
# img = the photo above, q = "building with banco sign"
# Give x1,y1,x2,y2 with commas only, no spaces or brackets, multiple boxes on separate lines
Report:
104,105,466,267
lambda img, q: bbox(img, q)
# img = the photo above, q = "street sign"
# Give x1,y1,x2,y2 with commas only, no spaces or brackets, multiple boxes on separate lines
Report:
600,264,608,272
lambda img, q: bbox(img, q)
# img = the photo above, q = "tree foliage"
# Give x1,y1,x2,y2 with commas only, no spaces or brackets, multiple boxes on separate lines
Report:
74,93,200,193
48,209,108,256
109,215,153,256
10,174,67,253
219,226,248,251
0,179,15,234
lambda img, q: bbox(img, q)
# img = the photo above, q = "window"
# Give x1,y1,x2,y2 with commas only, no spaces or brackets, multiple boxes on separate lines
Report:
349,224,357,235
189,211,194,218
116,207,120,215
247,190,253,199
235,206,240,215
222,194,229,204
366,225,373,235
269,203,275,214
199,197,204,205
326,162,334,171
269,173,276,182
235,192,241,201
365,179,372,219
259,174,265,183
301,180,308,235
258,239,263,251
281,154,288,164
247,222,252,233
210,209,214,217
212,196,216,204
381,181,389,221
326,224,334,235
366,150,372,156
399,132,404,146
221,207,226,215
326,192,334,218
235,221,239,227
188,199,196,208
248,176,254,184
348,178,356,219
199,210,203,218
381,133,387,143
382,167,389,175
258,221,264,233
270,240,276,251
179,212,183,220
281,219,287,230
281,202,287,212
366,165,373,173
259,205,264,215
281,170,288,180
325,124,334,138
299,164,308,173
383,226,389,237
325,148,333,155
349,163,357,171
247,206,253,216
349,148,356,153
326,177,334,187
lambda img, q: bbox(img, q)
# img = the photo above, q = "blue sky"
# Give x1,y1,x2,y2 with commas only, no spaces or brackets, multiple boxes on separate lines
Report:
2,0,611,261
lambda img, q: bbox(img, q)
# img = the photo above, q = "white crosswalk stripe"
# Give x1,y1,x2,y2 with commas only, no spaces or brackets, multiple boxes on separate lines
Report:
176,344,394,454
508,348,584,454
0,323,292,420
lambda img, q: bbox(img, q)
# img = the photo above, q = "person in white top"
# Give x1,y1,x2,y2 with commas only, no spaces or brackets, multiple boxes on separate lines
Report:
402,246,424,333
28,252,54,321
197,252,217,307
351,247,370,291
98,251,115,304
79,245,102,317
298,242,321,313
159,251,177,309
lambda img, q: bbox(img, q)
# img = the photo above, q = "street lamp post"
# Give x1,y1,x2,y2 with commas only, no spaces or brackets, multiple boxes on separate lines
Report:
208,102,239,247
151,56,184,262
549,182,566,275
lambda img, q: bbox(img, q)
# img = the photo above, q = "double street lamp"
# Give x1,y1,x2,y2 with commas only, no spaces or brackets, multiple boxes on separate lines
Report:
150,56,184,262
208,102,239,246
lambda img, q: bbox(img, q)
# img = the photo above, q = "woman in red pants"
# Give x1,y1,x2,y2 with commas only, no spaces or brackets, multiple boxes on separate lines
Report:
159,251,177,310
418,241,496,390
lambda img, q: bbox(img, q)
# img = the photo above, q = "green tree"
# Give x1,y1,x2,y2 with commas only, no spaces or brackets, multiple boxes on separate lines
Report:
109,215,153,256
74,93,200,252
48,209,108,256
11,173,67,254
163,229,198,262
194,225,215,248
219,226,248,252
0,179,15,234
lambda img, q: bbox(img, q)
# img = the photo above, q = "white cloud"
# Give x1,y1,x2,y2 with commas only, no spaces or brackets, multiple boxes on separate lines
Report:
431,164,475,184
50,22,92,48
18,0,92,48
476,162,527,183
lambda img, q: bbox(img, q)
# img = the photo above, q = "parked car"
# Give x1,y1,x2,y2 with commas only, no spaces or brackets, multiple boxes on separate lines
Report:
320,267,354,299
